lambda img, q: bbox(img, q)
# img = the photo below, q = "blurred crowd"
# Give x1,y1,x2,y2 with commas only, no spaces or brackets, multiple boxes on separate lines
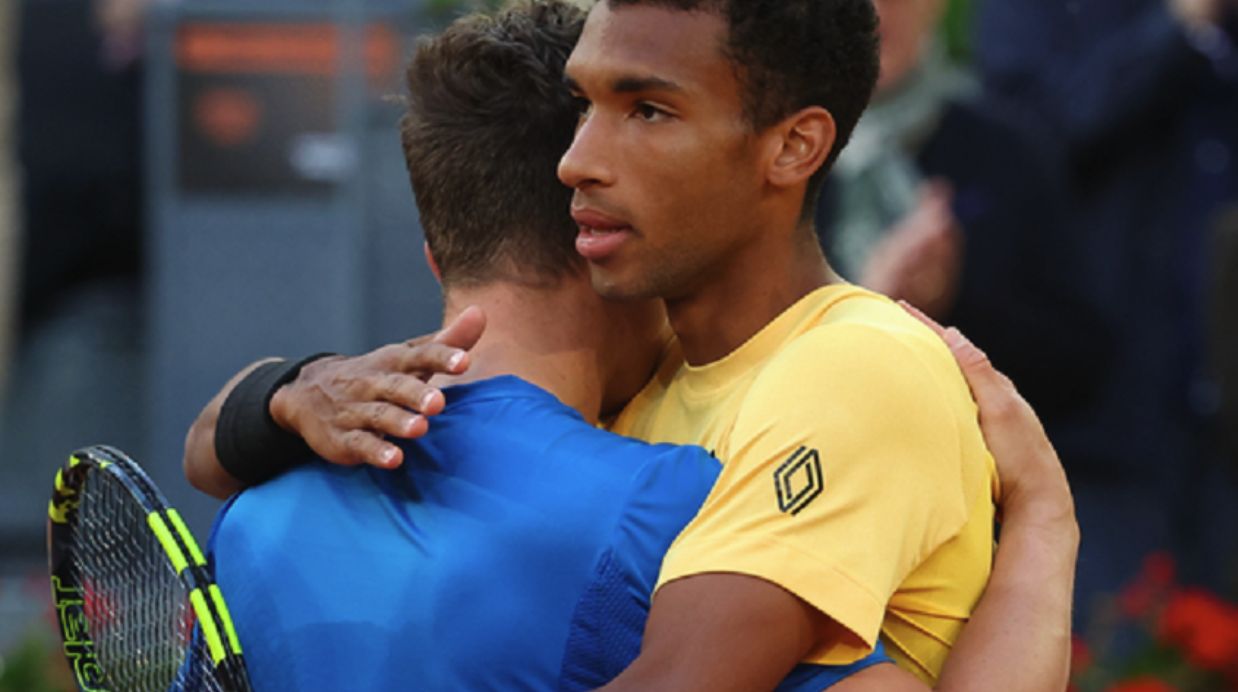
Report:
819,0,1238,621
0,0,1235,662
1,0,17,393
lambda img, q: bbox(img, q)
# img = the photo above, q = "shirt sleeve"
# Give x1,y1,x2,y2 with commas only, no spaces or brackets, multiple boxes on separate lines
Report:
774,641,893,692
654,323,973,665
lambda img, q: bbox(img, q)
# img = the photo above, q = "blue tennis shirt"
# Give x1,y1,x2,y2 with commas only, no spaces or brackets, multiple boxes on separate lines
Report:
208,376,889,690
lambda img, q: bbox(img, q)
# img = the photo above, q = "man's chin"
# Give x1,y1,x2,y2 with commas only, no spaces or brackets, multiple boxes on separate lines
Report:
589,267,651,301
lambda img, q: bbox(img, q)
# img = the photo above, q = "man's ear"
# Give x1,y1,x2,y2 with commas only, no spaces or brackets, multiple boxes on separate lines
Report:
766,106,836,189
423,241,443,286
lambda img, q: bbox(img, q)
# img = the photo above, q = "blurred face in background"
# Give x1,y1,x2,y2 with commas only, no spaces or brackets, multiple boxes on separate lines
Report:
873,0,947,94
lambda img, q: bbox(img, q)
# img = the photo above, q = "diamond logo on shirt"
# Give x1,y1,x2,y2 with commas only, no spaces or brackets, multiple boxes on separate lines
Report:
774,446,823,516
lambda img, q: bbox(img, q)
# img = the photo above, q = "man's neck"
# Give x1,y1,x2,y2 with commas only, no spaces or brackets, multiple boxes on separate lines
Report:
430,279,612,424
665,225,839,366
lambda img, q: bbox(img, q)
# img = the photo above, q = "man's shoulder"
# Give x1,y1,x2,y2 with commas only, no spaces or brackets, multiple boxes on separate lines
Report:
212,461,361,536
488,400,719,486
759,289,959,392
731,289,983,465
573,434,721,509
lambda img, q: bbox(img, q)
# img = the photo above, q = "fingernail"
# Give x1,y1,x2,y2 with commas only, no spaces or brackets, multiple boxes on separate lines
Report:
420,390,437,410
379,447,398,467
448,351,466,370
944,327,966,348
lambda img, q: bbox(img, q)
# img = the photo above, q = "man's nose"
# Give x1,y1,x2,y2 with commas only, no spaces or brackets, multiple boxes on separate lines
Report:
558,113,614,190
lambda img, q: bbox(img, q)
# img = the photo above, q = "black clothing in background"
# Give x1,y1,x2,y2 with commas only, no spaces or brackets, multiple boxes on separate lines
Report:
818,99,1111,421
16,0,143,328
978,0,1238,607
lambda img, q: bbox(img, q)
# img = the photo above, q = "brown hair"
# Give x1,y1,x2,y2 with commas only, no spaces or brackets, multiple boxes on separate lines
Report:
400,0,586,287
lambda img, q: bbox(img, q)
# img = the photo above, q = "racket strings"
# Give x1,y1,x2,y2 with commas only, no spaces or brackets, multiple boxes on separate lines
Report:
72,470,213,691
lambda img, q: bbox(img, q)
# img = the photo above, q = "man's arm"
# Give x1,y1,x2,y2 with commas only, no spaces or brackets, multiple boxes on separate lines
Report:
836,307,1077,692
183,307,486,498
184,357,281,498
911,308,1077,692
600,573,832,692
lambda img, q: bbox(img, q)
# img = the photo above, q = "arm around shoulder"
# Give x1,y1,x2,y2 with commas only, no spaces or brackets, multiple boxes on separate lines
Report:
600,573,831,692
183,357,282,499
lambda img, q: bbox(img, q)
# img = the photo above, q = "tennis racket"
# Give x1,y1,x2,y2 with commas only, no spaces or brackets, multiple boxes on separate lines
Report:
47,445,251,692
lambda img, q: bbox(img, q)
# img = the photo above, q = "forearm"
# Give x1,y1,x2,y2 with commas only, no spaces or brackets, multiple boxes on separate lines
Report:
935,497,1079,692
183,358,281,499
599,574,826,692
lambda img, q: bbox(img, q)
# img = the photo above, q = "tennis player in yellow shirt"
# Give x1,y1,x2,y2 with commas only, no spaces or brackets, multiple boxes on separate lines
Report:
551,1,992,685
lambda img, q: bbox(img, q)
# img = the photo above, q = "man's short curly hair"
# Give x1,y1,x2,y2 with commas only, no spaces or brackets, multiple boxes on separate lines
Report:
400,1,586,287
607,0,879,196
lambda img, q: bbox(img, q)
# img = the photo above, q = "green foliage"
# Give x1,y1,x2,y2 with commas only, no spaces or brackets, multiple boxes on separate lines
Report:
942,0,976,63
0,629,72,692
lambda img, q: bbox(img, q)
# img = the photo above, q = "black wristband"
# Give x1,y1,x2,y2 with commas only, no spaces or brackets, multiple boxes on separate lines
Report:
214,353,336,486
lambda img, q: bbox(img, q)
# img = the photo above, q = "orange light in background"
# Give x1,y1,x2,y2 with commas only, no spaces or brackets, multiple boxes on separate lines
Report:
176,23,400,79
193,87,263,148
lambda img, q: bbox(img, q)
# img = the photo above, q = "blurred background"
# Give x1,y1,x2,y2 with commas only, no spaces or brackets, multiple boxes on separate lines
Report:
0,0,1235,689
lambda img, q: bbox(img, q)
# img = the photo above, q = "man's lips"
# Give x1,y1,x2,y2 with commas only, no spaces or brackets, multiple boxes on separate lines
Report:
571,207,630,232
572,207,634,261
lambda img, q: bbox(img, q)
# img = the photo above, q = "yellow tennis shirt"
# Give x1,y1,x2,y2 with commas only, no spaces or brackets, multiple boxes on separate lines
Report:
611,284,997,683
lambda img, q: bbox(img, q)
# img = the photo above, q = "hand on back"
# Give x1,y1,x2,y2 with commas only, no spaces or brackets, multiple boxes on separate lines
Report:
901,302,1075,526
271,306,486,469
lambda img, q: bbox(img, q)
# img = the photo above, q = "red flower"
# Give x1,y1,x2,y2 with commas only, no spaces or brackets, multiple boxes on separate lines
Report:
1158,589,1238,672
1106,677,1176,692
1121,581,1156,618
1120,553,1177,618
1143,552,1176,589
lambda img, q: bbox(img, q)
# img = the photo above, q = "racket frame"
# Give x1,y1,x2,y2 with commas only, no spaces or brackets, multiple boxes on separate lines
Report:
47,444,250,692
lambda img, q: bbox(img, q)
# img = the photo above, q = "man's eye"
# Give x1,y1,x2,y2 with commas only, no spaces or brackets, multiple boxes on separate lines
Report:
634,103,669,122
572,96,592,117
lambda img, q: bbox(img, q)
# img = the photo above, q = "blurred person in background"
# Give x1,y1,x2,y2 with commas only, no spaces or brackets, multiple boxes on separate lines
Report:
815,0,1110,431
15,0,144,328
977,0,1238,615
1,0,147,576
0,0,18,395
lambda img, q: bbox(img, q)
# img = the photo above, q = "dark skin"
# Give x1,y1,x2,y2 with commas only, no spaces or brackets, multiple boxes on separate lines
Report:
182,307,486,499
559,4,839,366
562,6,851,688
608,576,840,691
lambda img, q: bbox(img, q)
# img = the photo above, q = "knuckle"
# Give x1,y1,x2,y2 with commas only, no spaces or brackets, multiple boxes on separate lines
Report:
330,406,355,428
398,345,436,371
320,435,350,461
998,372,1019,393
342,431,371,455
374,344,405,364
405,343,456,370
381,373,407,399
987,396,1021,423
363,404,389,430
